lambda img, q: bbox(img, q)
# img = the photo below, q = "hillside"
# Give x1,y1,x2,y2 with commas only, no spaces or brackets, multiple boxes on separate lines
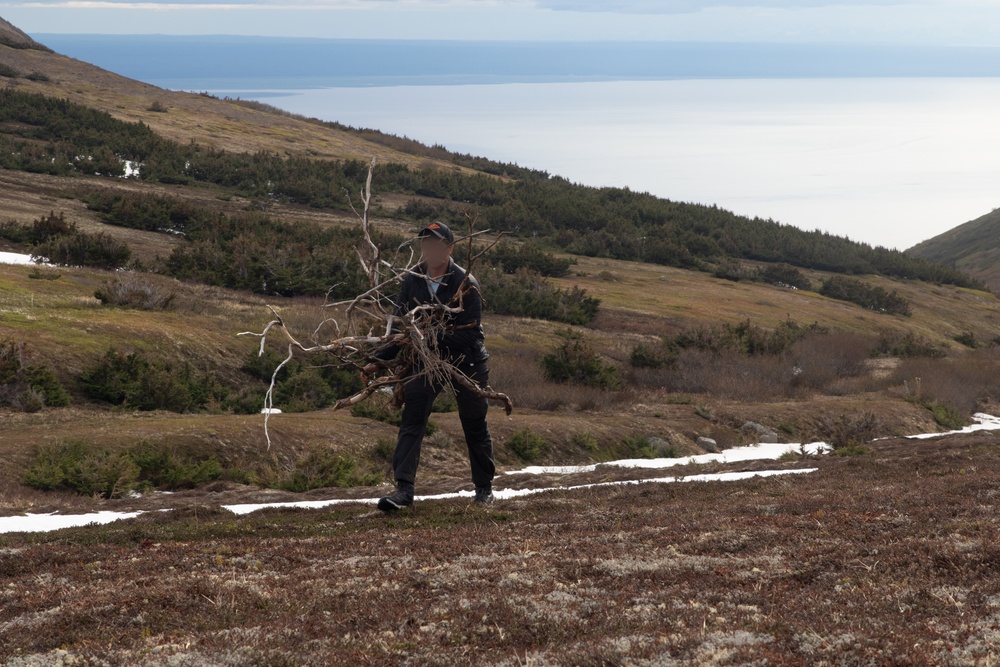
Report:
0,16,45,50
0,19,470,171
908,207,1000,293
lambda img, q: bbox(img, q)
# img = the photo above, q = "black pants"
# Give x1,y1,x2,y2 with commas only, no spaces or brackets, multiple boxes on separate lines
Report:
391,358,495,488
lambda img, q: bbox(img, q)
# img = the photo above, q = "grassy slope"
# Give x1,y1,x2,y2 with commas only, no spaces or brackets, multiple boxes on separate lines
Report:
1,21,999,510
0,22,474,171
908,207,1000,294
0,242,984,513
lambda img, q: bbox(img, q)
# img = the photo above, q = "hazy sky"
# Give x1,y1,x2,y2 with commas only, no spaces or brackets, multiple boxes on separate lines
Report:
3,0,1000,45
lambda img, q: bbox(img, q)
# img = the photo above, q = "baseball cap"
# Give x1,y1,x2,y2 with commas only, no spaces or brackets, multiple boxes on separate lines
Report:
418,221,454,244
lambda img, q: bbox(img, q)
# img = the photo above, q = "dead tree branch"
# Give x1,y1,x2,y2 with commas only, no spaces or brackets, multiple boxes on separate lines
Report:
239,158,512,448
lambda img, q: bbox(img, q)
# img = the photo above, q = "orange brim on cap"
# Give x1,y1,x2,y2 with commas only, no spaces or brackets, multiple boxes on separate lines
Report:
419,222,451,242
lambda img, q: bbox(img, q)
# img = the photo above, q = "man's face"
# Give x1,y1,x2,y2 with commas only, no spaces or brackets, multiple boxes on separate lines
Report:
420,236,453,269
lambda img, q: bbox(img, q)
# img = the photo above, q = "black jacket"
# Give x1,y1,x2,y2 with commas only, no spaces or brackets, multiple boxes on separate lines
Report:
374,259,489,364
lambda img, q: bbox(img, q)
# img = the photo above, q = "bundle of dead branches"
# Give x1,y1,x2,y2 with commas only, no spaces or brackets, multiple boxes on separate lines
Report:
239,158,513,448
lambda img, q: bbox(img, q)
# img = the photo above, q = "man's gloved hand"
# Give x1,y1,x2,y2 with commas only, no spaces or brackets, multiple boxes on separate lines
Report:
360,362,379,384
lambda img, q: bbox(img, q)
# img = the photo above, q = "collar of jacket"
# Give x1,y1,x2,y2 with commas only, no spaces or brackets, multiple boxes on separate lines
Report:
418,258,465,302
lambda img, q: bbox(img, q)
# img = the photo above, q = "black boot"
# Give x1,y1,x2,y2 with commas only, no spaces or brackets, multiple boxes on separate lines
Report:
378,480,414,512
473,485,494,504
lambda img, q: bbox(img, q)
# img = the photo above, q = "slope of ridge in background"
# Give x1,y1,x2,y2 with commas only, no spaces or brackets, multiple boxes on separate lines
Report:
0,16,476,171
908,208,1000,294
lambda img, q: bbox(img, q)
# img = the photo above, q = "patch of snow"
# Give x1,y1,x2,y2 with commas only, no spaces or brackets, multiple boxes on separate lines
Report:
219,467,818,515
122,159,142,179
904,412,1000,440
0,468,817,534
0,511,142,535
0,251,41,266
261,407,282,414
506,440,831,476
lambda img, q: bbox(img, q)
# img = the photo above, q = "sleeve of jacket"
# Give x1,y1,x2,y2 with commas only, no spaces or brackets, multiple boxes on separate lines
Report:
439,274,483,352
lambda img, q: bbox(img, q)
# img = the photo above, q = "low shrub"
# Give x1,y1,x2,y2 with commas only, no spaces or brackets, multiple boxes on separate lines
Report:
486,240,575,278
815,411,880,451
243,346,362,413
479,267,600,325
893,350,1000,423
80,348,217,412
542,329,621,389
0,339,70,411
24,439,223,498
95,273,177,310
621,435,661,459
629,341,678,369
819,276,911,316
489,346,627,412
925,400,966,430
0,212,132,269
754,263,812,290
873,329,945,358
128,441,223,489
508,428,548,462
278,449,381,492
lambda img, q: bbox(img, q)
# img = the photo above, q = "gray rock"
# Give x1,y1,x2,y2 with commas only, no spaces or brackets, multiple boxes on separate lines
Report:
741,421,779,443
647,436,678,457
696,436,718,452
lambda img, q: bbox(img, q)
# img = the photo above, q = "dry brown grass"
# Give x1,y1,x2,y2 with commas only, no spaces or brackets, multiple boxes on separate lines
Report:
893,348,1000,417
489,345,631,412
2,252,996,519
625,329,890,404
553,255,1000,351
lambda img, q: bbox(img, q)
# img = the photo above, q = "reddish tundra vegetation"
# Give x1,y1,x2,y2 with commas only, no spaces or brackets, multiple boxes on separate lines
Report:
3,429,1000,666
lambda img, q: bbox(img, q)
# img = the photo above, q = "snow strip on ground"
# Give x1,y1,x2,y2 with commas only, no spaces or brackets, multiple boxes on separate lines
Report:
903,412,1000,440
220,467,818,516
0,510,144,534
505,441,832,476
0,251,38,266
0,468,816,534
2,413,998,535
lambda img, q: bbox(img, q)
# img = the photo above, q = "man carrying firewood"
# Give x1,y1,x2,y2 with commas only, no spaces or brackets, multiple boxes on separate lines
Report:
360,221,496,511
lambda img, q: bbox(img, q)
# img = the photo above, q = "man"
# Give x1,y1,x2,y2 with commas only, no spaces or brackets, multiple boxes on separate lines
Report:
360,221,496,511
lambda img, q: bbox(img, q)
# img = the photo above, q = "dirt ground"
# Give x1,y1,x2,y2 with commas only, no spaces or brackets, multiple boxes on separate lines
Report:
2,429,1000,666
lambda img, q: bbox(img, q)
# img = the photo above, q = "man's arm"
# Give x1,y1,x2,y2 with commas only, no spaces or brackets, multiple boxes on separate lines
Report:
439,275,483,352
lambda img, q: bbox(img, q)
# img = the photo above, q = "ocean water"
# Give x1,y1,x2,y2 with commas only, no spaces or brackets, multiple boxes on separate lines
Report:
208,78,1000,250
